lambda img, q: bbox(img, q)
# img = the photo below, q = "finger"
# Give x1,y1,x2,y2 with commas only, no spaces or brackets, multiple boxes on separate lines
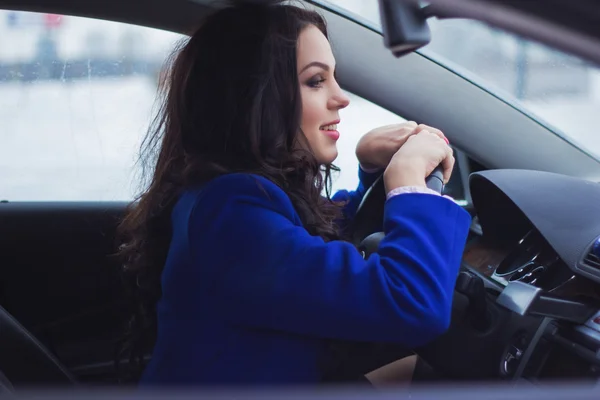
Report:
441,146,455,184
399,121,418,134
414,124,441,135
395,122,419,143
418,129,441,142
399,122,418,135
416,124,448,144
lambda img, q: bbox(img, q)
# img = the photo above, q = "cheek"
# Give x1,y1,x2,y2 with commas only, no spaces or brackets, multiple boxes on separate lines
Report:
301,94,320,130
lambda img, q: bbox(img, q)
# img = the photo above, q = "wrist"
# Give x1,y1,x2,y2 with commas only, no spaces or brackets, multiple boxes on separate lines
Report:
359,162,380,173
386,186,442,200
383,165,426,193
355,141,379,171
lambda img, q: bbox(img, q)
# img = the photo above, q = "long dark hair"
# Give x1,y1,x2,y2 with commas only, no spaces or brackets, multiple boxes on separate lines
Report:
116,1,345,381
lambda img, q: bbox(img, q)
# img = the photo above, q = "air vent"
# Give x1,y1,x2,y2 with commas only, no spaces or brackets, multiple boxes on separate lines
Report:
582,238,600,269
582,251,600,269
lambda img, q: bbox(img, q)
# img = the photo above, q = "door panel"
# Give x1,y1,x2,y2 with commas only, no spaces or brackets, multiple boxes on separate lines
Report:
0,202,130,383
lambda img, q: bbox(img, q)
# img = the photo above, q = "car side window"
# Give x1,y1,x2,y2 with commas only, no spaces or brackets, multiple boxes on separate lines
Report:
0,10,184,201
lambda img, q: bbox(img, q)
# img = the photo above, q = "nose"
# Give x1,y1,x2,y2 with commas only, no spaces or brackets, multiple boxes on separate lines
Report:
329,82,350,110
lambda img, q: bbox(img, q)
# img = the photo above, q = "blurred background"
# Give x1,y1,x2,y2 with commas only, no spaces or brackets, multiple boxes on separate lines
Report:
1,1,599,201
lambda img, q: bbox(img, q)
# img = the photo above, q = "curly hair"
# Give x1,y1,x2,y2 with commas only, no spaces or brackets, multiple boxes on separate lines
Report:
115,1,347,381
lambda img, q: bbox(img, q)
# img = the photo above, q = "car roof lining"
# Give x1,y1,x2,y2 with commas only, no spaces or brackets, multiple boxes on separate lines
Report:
0,0,211,34
1,0,599,181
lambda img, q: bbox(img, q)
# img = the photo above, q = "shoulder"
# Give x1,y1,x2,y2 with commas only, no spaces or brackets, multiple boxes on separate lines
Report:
203,173,282,194
180,173,298,221
203,173,290,205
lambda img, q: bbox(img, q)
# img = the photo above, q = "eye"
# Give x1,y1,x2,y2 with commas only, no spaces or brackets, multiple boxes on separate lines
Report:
306,76,326,88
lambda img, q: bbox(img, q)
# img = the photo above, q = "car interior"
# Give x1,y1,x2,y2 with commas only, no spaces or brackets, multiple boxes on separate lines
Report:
0,0,600,391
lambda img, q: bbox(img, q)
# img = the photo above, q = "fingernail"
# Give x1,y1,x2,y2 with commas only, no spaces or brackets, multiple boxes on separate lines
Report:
443,137,450,145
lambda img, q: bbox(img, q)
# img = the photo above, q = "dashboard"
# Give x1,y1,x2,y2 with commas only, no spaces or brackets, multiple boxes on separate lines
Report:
464,230,600,301
469,169,600,285
418,169,600,383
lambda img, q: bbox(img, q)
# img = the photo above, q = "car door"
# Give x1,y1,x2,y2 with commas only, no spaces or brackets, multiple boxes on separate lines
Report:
0,9,183,383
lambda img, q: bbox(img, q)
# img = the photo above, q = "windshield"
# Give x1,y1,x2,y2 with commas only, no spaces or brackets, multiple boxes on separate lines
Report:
324,0,600,159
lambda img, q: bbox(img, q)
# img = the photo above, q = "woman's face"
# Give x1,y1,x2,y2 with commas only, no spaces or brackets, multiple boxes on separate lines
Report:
297,25,350,164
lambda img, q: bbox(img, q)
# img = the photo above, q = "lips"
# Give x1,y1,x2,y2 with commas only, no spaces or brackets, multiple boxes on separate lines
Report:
320,120,340,141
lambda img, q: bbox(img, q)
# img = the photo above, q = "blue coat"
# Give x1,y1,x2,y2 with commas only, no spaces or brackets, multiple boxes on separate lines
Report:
139,168,471,385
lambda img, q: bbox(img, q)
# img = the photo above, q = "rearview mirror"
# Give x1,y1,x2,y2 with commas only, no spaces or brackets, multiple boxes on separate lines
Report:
378,0,431,57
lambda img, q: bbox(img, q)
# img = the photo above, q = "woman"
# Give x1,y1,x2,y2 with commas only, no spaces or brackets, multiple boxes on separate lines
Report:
118,0,471,386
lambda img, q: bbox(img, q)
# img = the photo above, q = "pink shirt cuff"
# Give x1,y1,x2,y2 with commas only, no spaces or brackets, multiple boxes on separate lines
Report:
386,186,454,201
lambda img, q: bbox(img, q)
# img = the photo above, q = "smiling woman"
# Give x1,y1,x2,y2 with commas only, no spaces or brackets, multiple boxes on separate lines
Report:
114,0,469,387
297,24,350,164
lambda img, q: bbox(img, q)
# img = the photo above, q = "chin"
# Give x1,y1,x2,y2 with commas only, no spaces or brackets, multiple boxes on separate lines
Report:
317,148,338,165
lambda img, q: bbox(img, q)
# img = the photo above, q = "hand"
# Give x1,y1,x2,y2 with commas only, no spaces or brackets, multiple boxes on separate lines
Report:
383,130,454,193
356,122,447,171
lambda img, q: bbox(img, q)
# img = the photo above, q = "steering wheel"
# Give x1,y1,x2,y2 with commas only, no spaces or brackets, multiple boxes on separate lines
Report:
352,166,444,253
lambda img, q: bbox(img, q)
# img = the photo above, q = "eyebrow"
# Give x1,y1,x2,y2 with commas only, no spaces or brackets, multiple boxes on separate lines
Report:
299,61,330,74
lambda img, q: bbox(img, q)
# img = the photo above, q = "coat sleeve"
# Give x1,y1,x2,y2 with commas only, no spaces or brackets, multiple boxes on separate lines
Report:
188,174,471,348
332,167,381,230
